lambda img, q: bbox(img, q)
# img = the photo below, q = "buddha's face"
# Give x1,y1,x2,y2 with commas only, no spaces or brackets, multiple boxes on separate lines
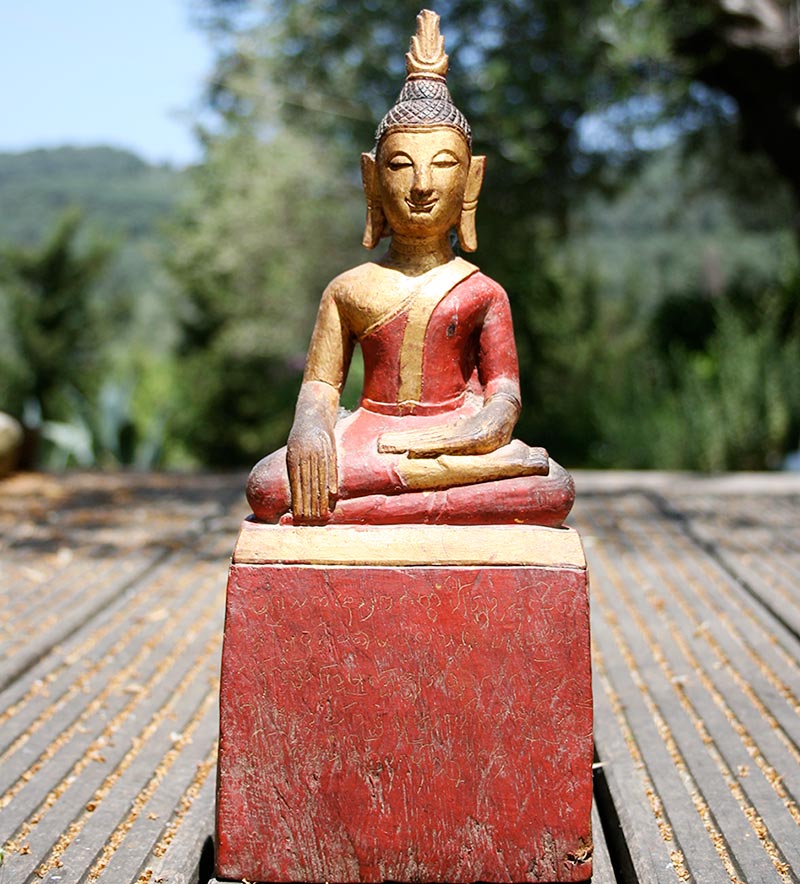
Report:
377,128,470,239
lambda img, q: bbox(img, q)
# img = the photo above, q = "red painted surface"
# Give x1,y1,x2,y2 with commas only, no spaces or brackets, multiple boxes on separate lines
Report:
245,270,576,527
356,271,516,412
216,563,592,882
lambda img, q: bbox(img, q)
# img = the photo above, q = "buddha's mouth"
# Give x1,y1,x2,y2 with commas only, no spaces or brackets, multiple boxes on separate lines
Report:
406,198,437,213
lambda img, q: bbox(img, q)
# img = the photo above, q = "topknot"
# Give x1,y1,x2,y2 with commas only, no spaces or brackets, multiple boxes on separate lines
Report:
374,10,471,149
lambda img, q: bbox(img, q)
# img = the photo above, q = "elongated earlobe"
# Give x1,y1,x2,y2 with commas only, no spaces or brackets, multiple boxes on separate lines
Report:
361,152,387,249
457,155,485,252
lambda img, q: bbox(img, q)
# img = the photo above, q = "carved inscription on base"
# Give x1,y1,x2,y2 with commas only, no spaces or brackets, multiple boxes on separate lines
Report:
216,538,592,882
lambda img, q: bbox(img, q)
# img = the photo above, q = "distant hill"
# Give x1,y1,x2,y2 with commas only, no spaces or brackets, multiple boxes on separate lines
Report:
0,146,186,245
0,147,191,361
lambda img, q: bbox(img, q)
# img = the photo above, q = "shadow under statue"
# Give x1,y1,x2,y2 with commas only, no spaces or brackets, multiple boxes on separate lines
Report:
217,10,592,882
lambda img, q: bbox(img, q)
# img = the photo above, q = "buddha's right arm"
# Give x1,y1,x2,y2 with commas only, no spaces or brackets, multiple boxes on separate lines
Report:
287,380,340,521
303,283,354,391
287,282,355,520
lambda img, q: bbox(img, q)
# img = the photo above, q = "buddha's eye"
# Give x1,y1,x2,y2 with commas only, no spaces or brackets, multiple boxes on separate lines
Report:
387,157,413,171
432,153,460,168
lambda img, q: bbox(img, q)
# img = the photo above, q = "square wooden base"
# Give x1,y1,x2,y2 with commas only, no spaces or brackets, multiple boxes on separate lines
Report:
216,522,592,882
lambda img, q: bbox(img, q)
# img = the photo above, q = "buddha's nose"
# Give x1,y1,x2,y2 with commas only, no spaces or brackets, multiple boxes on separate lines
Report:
411,166,433,201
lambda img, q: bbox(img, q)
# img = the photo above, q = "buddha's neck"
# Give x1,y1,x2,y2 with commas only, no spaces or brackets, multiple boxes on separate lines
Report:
383,234,454,276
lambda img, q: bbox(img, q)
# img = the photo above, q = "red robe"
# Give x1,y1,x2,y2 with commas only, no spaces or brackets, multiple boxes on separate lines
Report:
247,266,573,525
358,270,519,416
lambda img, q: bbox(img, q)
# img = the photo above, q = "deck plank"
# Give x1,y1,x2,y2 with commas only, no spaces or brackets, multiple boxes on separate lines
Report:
635,505,800,825
592,671,682,884
136,772,217,884
590,802,616,884
572,476,800,884
1,470,798,883
0,472,243,884
1,573,223,880
0,555,213,797
660,490,800,641
589,547,728,882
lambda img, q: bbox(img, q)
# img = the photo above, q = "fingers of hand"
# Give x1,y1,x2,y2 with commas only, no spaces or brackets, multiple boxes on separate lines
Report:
311,452,323,518
327,442,338,497
299,456,312,519
315,436,335,518
290,434,337,520
288,450,303,518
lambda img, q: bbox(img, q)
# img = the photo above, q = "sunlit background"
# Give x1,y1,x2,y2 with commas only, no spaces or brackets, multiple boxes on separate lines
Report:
1,0,798,473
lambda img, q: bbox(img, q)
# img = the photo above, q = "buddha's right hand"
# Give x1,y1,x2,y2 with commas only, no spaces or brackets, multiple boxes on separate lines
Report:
287,427,339,521
286,380,340,522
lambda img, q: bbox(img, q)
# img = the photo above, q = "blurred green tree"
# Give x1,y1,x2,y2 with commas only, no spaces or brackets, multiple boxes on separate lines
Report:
195,1,800,226
602,0,800,239
593,271,800,470
0,209,111,423
175,0,798,468
168,64,365,464
679,1,800,226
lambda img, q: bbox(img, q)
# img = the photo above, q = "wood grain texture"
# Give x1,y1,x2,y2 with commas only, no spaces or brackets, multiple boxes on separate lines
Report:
575,485,800,883
217,560,593,882
0,472,242,884
233,519,586,568
3,470,798,884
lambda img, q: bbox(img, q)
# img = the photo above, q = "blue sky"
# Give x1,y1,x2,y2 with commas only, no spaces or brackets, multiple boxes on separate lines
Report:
0,0,216,166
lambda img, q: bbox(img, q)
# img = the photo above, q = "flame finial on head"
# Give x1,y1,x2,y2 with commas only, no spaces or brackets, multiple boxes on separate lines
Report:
406,9,448,79
374,8,471,149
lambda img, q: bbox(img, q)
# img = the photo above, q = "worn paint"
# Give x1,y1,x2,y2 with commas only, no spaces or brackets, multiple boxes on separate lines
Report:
216,557,592,882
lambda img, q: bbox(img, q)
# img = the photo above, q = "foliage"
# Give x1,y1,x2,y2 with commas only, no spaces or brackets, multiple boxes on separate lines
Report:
589,269,800,470
0,151,186,469
599,0,800,237
0,209,111,422
507,241,644,464
168,74,365,464
0,147,185,246
571,144,795,308
3,4,799,472
40,367,172,470
200,1,642,243
0,145,187,363
198,1,800,221
173,0,799,472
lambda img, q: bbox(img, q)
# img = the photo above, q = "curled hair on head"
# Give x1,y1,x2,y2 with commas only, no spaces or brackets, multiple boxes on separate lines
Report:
374,9,471,150
362,10,485,253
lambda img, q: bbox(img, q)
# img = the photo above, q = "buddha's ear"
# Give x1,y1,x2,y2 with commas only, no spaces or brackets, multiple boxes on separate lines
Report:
361,152,387,249
457,155,486,253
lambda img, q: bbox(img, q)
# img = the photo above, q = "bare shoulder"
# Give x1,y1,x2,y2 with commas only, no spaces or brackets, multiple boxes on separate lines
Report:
323,262,405,335
324,262,382,303
471,270,505,290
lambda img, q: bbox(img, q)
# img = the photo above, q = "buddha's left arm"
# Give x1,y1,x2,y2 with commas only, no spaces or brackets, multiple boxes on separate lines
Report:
378,283,521,457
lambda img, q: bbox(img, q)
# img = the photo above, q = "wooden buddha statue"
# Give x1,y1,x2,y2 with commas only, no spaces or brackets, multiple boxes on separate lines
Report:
246,10,574,527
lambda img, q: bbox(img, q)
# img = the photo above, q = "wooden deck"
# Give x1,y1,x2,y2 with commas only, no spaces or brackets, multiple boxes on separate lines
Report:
1,470,798,883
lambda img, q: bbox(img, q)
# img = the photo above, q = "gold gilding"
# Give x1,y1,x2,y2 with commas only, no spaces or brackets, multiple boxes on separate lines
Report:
377,129,470,243
234,521,586,568
405,9,449,79
361,129,486,254
277,9,536,521
396,441,549,489
396,258,476,404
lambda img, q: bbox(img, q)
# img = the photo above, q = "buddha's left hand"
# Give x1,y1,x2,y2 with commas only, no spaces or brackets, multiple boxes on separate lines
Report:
378,394,518,458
